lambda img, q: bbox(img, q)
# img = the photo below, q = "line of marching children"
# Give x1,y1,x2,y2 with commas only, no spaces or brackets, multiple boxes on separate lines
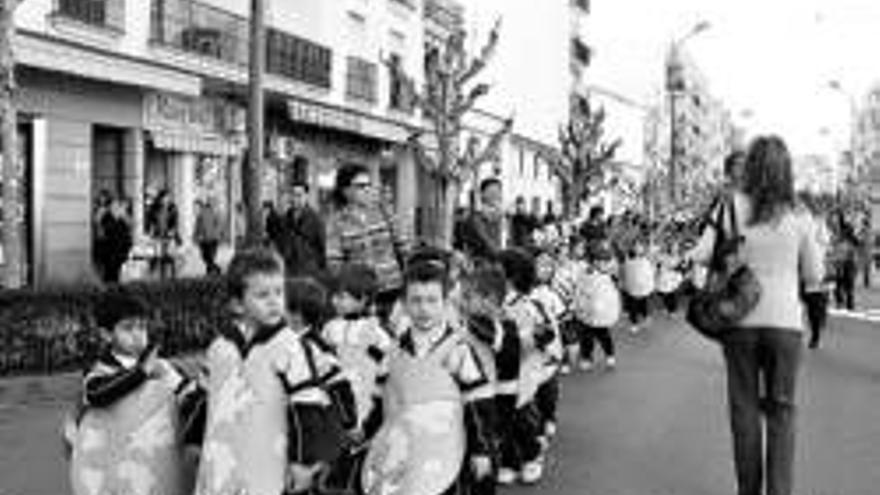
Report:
62,232,695,495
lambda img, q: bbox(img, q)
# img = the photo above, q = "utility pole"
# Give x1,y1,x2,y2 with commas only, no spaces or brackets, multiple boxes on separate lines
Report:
243,0,265,247
0,0,20,287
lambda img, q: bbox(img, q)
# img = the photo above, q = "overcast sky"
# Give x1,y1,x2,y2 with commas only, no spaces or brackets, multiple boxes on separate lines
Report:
585,0,880,160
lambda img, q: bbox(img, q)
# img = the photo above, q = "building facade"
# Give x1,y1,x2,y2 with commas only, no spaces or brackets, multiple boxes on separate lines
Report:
1,0,427,286
646,49,737,214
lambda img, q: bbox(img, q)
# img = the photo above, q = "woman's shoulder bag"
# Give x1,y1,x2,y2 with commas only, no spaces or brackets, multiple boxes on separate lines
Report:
686,193,762,342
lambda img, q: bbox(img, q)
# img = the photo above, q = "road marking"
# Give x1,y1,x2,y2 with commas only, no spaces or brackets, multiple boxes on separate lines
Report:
829,308,880,323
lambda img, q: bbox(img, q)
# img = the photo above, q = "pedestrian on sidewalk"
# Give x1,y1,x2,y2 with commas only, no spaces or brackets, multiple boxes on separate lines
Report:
193,198,224,276
689,136,823,495
798,193,831,349
833,215,859,311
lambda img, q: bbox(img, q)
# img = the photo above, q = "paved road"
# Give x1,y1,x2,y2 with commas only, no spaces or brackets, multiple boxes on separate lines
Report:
1,313,878,495
509,313,880,495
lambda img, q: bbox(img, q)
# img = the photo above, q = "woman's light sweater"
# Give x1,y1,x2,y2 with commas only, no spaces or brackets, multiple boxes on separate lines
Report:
690,191,824,332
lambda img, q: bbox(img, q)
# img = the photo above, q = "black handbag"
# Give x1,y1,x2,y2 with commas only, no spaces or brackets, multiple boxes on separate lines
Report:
686,194,762,341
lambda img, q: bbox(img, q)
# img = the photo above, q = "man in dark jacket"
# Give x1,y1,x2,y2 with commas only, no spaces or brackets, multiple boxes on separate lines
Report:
510,196,537,248
454,177,506,265
282,182,326,277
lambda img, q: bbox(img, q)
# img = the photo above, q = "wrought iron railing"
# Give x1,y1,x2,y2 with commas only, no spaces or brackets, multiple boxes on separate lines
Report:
149,0,249,66
54,0,125,32
266,29,333,89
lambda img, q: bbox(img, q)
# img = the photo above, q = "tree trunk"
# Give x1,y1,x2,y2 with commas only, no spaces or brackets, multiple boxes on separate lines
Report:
439,179,459,249
0,0,21,288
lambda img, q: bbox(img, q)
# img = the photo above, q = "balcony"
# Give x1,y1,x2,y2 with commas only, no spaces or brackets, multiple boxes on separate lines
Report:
150,0,249,66
53,0,125,32
266,29,332,89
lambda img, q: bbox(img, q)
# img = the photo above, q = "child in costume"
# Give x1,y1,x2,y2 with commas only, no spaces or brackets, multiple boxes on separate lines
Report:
68,289,201,495
620,239,656,334
656,240,685,315
496,248,550,485
573,242,621,371
554,238,589,373
528,246,565,445
194,248,355,495
321,263,392,435
459,265,522,495
362,260,496,495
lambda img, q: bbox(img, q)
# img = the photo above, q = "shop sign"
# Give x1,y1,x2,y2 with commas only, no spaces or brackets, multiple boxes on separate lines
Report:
144,92,245,136
288,99,363,134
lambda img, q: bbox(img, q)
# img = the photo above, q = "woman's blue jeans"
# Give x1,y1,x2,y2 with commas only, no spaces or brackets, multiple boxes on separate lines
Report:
722,328,802,495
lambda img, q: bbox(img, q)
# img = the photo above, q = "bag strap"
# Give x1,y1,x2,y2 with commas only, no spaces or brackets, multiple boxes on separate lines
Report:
708,197,728,269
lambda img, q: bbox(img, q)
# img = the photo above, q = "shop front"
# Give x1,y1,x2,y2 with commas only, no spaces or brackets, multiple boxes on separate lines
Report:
139,91,245,278
266,98,418,236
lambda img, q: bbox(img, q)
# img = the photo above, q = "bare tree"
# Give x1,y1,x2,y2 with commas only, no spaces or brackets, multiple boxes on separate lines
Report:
0,0,20,287
558,93,622,218
407,22,513,248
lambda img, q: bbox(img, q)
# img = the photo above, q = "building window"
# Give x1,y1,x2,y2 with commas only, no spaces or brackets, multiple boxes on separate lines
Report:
267,29,333,89
572,0,590,13
346,56,378,103
388,53,415,113
533,154,540,179
150,0,249,66
55,0,125,31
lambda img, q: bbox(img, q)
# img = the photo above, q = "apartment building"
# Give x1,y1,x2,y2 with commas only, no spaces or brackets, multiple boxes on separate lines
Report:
3,0,426,285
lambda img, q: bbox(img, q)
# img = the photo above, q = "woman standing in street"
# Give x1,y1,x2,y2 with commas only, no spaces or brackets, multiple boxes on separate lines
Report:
691,136,822,495
325,164,408,325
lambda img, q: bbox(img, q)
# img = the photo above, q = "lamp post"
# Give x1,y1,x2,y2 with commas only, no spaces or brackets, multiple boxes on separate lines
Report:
243,0,266,246
666,21,710,209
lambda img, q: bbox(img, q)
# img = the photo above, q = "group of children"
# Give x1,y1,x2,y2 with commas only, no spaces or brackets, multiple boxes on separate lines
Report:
62,227,696,495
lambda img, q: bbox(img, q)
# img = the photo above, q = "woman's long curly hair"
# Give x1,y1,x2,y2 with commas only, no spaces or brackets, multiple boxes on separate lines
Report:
743,135,795,226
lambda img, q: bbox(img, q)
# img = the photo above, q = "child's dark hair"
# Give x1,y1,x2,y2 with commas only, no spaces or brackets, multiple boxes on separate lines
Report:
226,247,285,300
406,245,451,273
331,263,379,303
498,248,537,294
467,266,507,305
286,277,330,328
93,289,151,331
403,260,450,293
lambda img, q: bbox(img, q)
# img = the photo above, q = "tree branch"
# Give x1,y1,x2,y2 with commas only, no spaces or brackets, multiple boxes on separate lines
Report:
457,18,501,85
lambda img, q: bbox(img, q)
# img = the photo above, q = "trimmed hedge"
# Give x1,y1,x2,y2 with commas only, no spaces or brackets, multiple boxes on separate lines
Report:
0,277,230,377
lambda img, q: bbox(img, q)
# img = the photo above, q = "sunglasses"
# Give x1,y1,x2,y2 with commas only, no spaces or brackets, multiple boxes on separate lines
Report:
351,181,372,189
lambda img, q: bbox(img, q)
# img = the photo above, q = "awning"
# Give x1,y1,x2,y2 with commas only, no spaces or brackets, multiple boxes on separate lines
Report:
148,130,245,156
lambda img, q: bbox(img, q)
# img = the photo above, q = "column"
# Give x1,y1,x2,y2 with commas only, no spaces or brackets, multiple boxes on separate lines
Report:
176,153,197,248
124,130,145,239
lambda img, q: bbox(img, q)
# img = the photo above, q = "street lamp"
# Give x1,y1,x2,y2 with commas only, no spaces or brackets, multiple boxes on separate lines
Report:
667,21,711,208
